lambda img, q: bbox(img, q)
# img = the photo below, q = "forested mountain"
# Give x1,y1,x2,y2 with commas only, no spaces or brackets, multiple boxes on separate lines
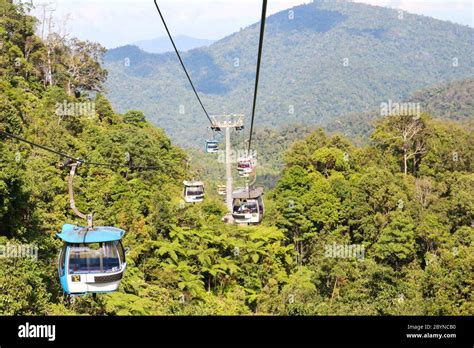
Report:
0,0,472,317
104,0,473,146
326,77,474,140
410,77,474,123
133,35,215,54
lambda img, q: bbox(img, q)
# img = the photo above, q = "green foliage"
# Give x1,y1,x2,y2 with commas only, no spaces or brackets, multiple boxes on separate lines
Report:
0,251,50,315
410,78,474,123
0,98,22,134
270,115,473,315
326,78,474,141
123,110,146,126
95,93,118,125
374,211,416,269
311,147,348,177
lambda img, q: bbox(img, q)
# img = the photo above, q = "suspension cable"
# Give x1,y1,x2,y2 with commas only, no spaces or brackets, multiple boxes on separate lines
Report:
0,129,78,161
153,0,213,126
248,0,267,154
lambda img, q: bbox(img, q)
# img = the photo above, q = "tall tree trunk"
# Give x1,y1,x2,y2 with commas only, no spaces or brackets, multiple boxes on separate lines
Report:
46,48,52,86
328,277,339,315
403,149,408,176
66,80,72,96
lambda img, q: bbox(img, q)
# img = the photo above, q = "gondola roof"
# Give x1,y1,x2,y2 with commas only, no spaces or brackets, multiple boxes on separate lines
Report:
232,187,264,199
57,224,125,244
183,180,204,186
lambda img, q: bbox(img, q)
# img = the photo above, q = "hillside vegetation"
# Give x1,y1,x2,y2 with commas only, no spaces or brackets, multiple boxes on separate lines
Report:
410,77,474,123
0,0,472,316
326,77,474,140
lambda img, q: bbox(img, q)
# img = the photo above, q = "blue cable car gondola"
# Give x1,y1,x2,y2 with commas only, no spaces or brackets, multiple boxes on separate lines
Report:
205,139,219,153
57,161,127,296
57,224,126,295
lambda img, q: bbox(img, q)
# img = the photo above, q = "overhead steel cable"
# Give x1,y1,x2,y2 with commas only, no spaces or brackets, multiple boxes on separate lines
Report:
0,129,78,161
248,0,268,154
153,0,214,126
0,129,163,170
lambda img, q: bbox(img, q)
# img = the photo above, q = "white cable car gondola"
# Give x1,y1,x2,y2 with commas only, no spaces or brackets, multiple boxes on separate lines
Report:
232,187,264,224
183,180,205,203
57,224,126,295
237,156,257,178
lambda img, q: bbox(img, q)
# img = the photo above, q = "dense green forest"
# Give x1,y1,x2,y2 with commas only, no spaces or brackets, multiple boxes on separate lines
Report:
410,78,474,123
0,0,473,316
325,77,474,141
103,0,473,147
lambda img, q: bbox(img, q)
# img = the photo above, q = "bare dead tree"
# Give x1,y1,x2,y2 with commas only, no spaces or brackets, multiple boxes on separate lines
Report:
391,116,429,175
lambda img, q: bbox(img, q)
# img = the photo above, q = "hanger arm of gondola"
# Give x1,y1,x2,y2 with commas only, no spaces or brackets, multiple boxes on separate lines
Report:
68,161,94,228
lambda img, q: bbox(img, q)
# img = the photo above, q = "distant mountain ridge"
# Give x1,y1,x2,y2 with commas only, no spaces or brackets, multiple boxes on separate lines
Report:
410,78,474,122
133,35,215,53
104,0,474,147
326,77,474,141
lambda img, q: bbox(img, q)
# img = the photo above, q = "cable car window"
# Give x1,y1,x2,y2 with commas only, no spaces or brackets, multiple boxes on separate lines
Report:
117,241,126,264
103,242,121,271
186,186,203,196
233,199,241,212
235,200,258,214
68,243,120,274
59,245,67,277
238,162,251,168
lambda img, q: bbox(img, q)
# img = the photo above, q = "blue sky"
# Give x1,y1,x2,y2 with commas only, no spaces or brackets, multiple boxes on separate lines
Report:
29,0,473,48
